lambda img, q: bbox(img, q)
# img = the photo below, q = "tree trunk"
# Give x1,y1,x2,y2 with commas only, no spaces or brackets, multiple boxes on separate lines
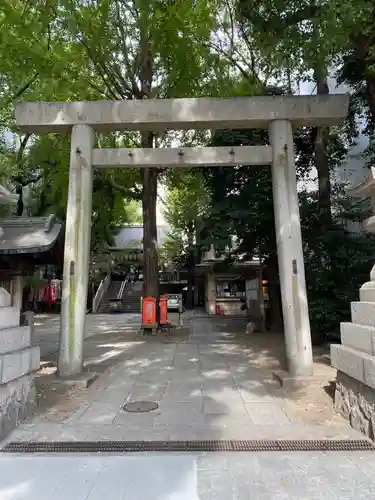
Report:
186,226,194,310
141,131,159,300
15,185,23,216
314,70,332,227
354,35,375,124
365,75,375,125
138,27,159,329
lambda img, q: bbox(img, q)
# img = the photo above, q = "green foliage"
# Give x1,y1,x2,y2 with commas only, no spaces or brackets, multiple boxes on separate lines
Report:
162,170,210,266
123,200,142,224
237,0,371,81
300,192,375,338
204,126,374,340
0,0,226,290
159,233,185,269
1,0,374,339
205,128,274,259
0,130,142,257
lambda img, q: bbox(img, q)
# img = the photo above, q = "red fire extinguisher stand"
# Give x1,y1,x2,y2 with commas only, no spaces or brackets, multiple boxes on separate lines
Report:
159,295,168,326
141,296,157,330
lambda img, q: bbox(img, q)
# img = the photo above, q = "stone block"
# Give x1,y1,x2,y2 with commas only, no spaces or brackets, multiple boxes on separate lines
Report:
360,282,375,302
22,311,35,344
0,288,11,307
1,351,23,384
45,372,98,389
273,370,322,389
0,374,36,440
334,347,375,392
20,348,30,376
29,346,40,372
330,344,340,369
0,307,20,329
340,322,375,355
333,345,365,383
363,356,375,390
351,302,375,327
0,326,31,355
0,346,38,384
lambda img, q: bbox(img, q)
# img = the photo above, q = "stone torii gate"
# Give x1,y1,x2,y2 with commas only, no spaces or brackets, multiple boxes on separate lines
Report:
15,95,349,382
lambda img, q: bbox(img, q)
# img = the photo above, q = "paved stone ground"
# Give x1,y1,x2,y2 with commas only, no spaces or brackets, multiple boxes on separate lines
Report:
33,313,141,361
1,452,375,499
32,312,183,415
6,312,360,441
2,312,375,498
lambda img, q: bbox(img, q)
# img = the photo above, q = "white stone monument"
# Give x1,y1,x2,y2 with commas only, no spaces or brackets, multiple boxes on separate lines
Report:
0,286,40,439
331,167,375,438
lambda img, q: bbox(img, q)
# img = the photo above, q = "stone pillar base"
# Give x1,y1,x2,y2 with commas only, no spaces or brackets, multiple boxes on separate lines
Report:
37,372,98,389
334,370,375,440
273,370,321,389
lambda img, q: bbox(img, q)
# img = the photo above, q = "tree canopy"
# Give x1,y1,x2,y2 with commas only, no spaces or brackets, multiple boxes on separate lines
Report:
1,0,375,337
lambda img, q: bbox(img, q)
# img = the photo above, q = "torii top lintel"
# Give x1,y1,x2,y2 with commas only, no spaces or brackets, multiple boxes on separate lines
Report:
14,95,349,133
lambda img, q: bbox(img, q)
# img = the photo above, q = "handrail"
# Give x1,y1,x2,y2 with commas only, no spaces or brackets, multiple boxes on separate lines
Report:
92,272,111,312
117,275,129,300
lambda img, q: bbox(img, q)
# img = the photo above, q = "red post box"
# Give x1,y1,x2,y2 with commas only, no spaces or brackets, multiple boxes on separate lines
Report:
159,295,168,325
141,296,157,329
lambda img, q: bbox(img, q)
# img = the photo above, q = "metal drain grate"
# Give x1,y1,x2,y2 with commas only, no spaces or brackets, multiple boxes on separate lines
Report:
2,440,374,453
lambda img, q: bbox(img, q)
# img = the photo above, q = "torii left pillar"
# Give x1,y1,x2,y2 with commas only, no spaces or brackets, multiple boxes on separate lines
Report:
269,119,313,381
58,125,94,377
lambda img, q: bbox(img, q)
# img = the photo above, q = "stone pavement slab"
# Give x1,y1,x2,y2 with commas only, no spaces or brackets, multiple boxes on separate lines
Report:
1,452,375,499
0,454,198,500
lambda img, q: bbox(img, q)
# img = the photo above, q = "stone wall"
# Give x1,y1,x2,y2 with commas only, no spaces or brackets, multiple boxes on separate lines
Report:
0,288,40,440
335,371,375,439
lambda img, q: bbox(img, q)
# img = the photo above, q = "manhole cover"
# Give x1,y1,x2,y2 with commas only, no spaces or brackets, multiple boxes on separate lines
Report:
123,401,159,413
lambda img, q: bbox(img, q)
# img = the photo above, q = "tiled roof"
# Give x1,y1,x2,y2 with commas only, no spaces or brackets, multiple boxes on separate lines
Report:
0,215,62,254
111,224,169,250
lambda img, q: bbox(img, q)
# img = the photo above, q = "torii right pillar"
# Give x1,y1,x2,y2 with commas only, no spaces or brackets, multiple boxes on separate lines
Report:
269,119,314,383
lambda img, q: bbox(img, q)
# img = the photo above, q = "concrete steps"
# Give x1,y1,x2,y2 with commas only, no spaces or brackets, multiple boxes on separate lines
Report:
97,281,123,313
97,281,142,313
122,282,142,313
